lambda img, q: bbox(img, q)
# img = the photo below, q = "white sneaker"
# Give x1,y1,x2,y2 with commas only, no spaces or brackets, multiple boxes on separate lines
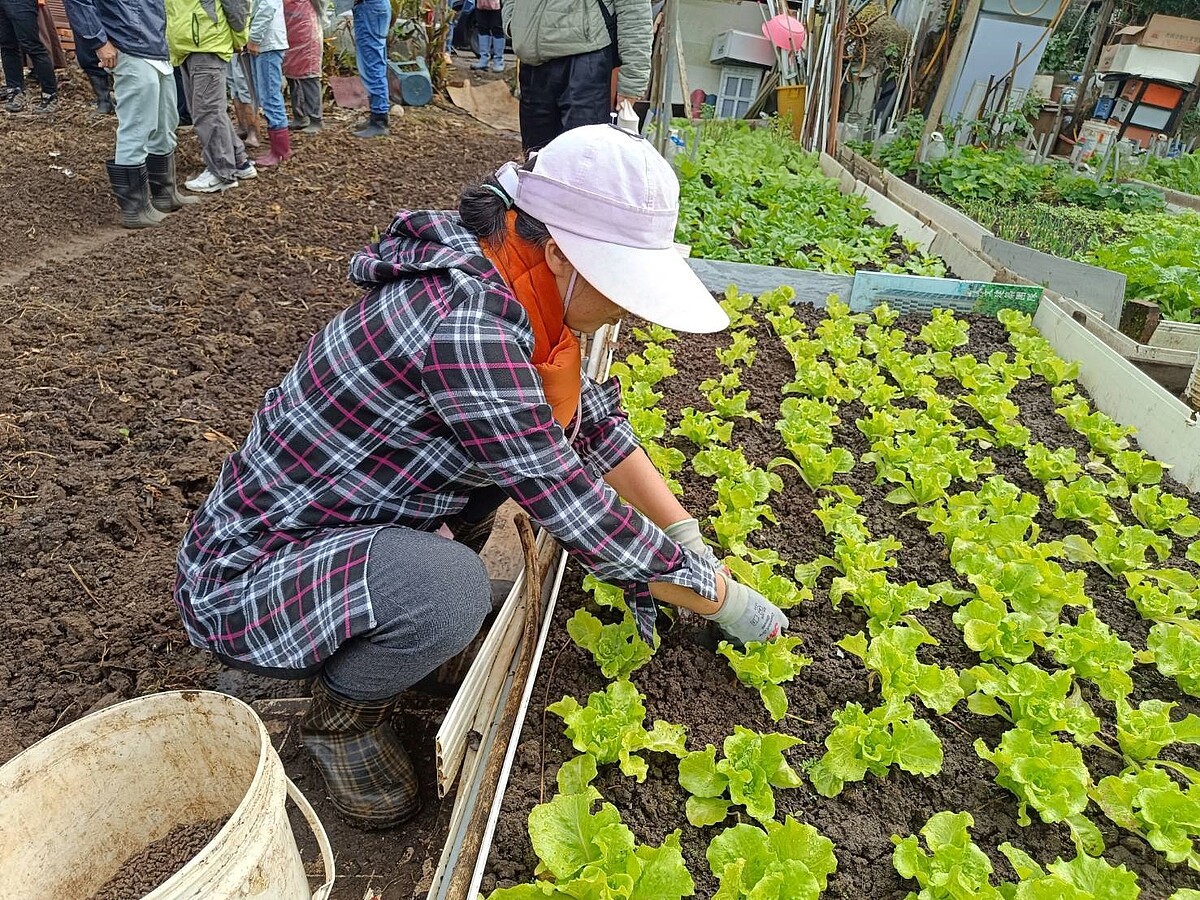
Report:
234,161,257,180
185,169,237,193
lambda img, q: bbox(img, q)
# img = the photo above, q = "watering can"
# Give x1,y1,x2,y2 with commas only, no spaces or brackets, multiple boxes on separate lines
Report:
387,57,433,107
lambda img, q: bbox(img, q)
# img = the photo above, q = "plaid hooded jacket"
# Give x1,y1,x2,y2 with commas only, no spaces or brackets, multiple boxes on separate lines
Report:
174,210,716,670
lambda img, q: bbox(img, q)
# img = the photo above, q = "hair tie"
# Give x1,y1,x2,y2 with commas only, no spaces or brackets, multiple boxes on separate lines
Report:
481,183,513,208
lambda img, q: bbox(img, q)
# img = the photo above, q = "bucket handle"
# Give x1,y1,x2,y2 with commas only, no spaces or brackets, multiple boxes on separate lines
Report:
285,775,337,900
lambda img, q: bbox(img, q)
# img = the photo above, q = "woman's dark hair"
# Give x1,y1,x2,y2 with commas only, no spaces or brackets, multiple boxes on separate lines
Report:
459,159,551,248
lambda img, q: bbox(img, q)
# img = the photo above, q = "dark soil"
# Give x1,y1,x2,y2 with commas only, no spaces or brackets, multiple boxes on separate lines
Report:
1,86,520,899
484,307,1200,899
92,818,227,900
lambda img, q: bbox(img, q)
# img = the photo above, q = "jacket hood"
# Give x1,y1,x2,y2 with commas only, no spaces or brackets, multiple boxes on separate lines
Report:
348,210,494,290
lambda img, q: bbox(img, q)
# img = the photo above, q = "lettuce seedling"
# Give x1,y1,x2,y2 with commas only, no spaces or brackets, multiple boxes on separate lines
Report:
1045,476,1118,526
567,609,656,680
1045,611,1135,702
673,407,734,448
1145,621,1200,698
1056,397,1134,457
720,285,757,330
998,307,1037,335
816,313,864,363
718,636,812,721
918,308,970,352
1111,449,1165,488
809,700,943,798
1024,443,1082,484
772,447,855,493
998,844,1140,900
547,680,687,782
643,440,685,495
707,386,763,423
678,726,803,826
1126,569,1200,621
831,571,946,633
725,556,810,611
1129,486,1200,538
892,811,1005,900
961,662,1101,744
779,396,841,447
839,621,964,714
717,330,759,370
1063,524,1172,577
631,323,677,345
708,817,837,900
783,359,856,403
1093,764,1200,868
953,593,1042,664
583,574,627,610
486,756,694,900
974,727,1093,832
1115,698,1200,765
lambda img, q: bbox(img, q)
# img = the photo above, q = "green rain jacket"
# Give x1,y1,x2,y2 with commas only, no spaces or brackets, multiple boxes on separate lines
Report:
503,0,652,99
166,0,250,66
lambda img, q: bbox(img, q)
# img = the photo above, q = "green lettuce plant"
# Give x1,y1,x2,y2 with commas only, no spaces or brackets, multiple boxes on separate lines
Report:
566,609,656,680
892,811,1005,900
974,727,1096,844
1024,444,1082,484
960,662,1100,744
707,817,837,900
839,622,964,714
1093,764,1200,868
1062,524,1172,577
486,755,694,900
1129,486,1200,538
1125,569,1200,621
718,636,812,721
1144,621,1200,698
809,700,943,798
1045,611,1135,702
678,725,803,826
547,680,687,782
1115,698,1200,765
998,844,1141,900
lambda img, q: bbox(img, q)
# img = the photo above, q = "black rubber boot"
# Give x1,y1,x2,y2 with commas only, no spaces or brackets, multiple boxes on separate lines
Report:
145,152,200,212
88,71,114,115
353,111,389,139
302,116,324,134
105,160,168,229
300,678,421,829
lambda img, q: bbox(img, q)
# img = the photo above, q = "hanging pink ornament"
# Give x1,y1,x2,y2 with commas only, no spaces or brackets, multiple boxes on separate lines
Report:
762,14,807,52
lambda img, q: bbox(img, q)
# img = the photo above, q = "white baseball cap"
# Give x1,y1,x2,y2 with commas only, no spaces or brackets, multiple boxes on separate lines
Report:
495,125,729,333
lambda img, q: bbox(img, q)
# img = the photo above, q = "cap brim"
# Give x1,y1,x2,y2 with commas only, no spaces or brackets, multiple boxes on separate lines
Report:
548,225,730,334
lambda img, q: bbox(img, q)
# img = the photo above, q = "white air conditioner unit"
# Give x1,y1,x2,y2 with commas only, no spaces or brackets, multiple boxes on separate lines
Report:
710,30,775,68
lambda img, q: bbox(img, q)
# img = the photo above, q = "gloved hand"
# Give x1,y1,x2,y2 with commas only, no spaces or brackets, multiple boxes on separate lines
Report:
664,518,721,570
703,575,788,645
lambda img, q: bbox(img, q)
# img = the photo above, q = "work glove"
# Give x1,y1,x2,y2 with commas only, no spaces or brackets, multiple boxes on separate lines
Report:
703,576,788,645
663,517,721,570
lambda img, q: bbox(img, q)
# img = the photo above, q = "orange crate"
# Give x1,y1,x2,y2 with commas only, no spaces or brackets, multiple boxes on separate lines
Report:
1141,82,1183,108
1120,79,1143,101
1122,124,1159,148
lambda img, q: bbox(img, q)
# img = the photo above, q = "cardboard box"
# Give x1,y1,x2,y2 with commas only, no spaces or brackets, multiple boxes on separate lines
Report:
1097,43,1200,83
1115,15,1200,55
1145,15,1200,54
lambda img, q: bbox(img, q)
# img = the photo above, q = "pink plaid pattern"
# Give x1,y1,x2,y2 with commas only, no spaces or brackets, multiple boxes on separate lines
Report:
174,211,715,669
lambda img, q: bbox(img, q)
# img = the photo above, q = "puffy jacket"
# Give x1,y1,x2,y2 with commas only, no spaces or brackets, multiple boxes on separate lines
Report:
63,0,170,62
166,0,250,65
250,0,288,51
504,0,651,99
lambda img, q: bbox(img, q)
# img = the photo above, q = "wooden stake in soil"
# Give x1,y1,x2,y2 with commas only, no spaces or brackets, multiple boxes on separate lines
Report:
920,0,983,150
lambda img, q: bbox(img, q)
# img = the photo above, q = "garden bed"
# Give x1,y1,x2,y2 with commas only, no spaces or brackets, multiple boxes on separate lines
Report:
483,295,1200,899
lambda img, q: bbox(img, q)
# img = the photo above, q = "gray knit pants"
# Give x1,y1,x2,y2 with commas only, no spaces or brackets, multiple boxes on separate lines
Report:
322,527,491,701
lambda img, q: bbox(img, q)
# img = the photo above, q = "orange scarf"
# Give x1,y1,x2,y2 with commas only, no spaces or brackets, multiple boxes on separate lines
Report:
481,214,582,427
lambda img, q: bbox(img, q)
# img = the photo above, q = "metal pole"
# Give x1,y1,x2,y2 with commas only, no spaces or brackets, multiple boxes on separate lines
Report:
656,0,678,155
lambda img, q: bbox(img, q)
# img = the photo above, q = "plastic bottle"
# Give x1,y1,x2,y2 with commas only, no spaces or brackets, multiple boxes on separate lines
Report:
616,100,640,134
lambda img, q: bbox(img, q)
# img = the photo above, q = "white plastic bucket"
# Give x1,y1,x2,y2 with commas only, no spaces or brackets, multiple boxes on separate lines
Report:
0,690,335,899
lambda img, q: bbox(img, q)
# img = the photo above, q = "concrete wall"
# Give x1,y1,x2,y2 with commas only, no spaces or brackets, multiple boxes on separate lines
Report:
677,0,772,105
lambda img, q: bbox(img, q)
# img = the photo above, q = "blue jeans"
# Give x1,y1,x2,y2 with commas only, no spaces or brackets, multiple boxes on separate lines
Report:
252,49,287,131
446,0,474,51
353,0,390,115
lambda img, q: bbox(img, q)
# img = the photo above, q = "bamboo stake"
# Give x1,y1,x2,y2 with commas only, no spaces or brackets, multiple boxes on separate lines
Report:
921,0,983,151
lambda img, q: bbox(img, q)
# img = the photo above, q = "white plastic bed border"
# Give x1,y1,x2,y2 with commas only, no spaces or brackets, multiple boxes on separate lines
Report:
426,323,622,900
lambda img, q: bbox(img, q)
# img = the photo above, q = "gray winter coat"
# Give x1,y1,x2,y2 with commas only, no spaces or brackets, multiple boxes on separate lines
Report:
504,0,652,99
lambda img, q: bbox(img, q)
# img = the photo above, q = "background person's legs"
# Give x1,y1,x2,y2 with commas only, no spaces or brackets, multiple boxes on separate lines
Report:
518,56,570,154
559,47,613,132
352,0,390,115
182,52,243,185
0,0,55,106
